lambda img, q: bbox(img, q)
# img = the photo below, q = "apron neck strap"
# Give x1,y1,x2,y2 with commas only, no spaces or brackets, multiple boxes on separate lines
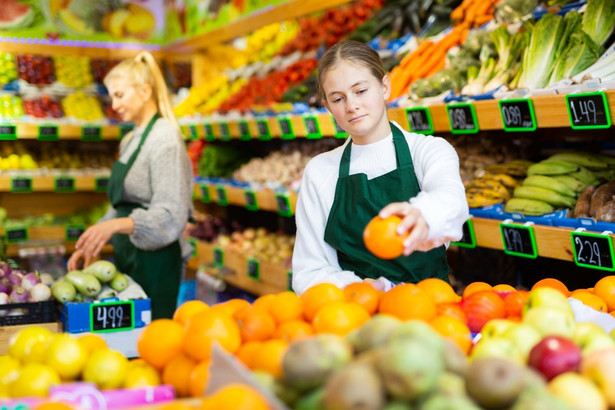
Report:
339,122,412,177
126,113,160,168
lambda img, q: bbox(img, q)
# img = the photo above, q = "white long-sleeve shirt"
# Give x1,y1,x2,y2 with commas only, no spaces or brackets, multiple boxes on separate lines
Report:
292,121,469,294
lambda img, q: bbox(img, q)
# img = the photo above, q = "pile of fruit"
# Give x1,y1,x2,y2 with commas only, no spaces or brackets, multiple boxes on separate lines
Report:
0,52,18,86
61,91,105,122
214,227,294,267
90,58,119,83
188,212,243,243
17,55,55,85
0,94,24,120
0,261,53,307
53,56,94,88
23,95,63,119
464,160,530,209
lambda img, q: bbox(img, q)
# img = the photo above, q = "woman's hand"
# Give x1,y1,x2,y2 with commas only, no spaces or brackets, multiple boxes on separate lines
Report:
68,218,134,270
379,202,429,256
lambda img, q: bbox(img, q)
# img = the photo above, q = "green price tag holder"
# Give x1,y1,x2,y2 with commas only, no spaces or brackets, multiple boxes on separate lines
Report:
188,237,198,258
215,185,228,206
199,183,211,203
303,115,322,139
94,177,109,193
204,123,216,141
119,124,134,139
65,224,86,241
570,230,615,272
90,300,135,333
451,219,476,249
218,122,231,141
54,176,76,193
244,189,258,211
405,107,433,135
332,117,348,139
238,121,251,141
189,125,199,140
82,126,102,142
213,247,224,267
447,103,479,134
11,177,33,193
38,125,59,141
279,117,295,140
500,221,538,259
499,99,537,132
566,91,611,130
287,270,293,292
6,225,28,243
247,258,260,280
256,119,271,141
275,194,293,217
0,124,17,140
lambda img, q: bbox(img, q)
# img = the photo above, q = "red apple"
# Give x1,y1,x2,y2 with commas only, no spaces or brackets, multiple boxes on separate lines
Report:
528,336,581,381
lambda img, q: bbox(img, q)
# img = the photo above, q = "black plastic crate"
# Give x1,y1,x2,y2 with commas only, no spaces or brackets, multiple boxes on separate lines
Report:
0,300,56,326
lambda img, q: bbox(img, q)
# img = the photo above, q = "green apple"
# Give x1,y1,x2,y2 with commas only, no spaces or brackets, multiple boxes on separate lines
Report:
481,319,517,341
470,337,524,365
573,322,607,346
523,306,576,339
581,347,615,407
523,288,573,318
502,323,542,362
581,334,615,357
548,372,607,410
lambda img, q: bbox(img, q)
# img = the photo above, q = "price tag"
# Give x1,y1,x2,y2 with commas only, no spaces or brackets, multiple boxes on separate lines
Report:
499,99,536,132
275,194,293,217
38,125,59,141
287,270,293,291
451,220,476,248
11,177,32,193
199,183,211,203
0,124,16,140
215,186,228,206
500,223,537,258
238,121,251,141
81,126,102,142
54,176,75,193
218,122,231,141
332,117,348,138
244,189,258,211
6,226,28,243
247,258,260,280
213,247,224,267
279,117,294,140
90,300,135,333
256,120,271,140
65,224,85,241
119,124,134,139
566,92,611,129
447,103,478,134
405,107,433,134
571,231,615,271
204,123,215,141
304,116,321,139
188,237,197,257
94,177,109,193
189,125,199,140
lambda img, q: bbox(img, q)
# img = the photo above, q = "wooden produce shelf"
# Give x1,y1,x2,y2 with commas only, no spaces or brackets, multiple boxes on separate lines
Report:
165,0,352,52
0,123,128,141
0,174,109,192
188,240,291,296
193,182,298,215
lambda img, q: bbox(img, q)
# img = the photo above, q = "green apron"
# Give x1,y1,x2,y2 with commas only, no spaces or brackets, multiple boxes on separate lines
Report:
324,123,449,284
107,113,182,320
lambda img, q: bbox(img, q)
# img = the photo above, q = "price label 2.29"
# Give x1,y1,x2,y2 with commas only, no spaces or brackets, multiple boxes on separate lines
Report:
447,103,478,134
451,220,476,248
90,300,135,333
566,92,611,129
499,99,536,132
500,223,537,258
571,231,615,271
406,107,433,134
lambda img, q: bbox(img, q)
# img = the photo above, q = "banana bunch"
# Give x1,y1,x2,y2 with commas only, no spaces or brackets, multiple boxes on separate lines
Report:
505,152,615,216
465,167,523,208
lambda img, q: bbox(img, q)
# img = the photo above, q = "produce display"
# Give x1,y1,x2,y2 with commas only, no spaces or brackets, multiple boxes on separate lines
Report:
0,260,52,306
197,144,252,179
53,55,94,88
189,211,243,243
0,52,18,86
61,91,105,122
215,227,294,267
17,54,55,85
90,58,119,83
2,202,109,231
0,94,24,120
23,95,63,119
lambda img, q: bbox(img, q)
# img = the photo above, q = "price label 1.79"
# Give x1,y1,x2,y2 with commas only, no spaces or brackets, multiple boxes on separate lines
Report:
447,103,478,134
279,118,294,140
90,300,135,333
256,120,271,140
65,224,85,241
406,107,433,134
6,226,28,243
82,126,102,141
244,189,258,211
571,231,615,271
0,124,16,140
247,258,260,280
566,92,611,129
275,194,293,217
451,220,476,248
54,177,75,193
213,247,224,267
304,116,321,139
11,177,32,193
238,121,251,141
499,99,536,132
500,223,537,259
38,125,59,141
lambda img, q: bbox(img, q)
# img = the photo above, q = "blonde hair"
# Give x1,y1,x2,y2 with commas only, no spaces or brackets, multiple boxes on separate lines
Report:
104,51,179,142
318,40,386,102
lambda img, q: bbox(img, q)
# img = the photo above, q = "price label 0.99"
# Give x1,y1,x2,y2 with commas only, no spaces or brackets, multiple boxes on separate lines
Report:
405,107,433,134
275,194,293,217
81,126,102,142
500,223,538,258
566,92,611,129
38,125,59,141
244,189,258,211
0,124,17,140
218,122,231,141
571,231,615,271
279,117,295,140
451,220,476,248
54,176,75,193
90,300,135,333
256,120,271,141
447,103,478,134
304,116,321,139
499,99,536,132
11,177,32,193
247,258,260,280
238,121,251,141
6,226,28,243
65,224,85,241
213,247,224,267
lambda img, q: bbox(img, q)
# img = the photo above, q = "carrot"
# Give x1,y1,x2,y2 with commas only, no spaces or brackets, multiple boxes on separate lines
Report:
423,59,445,79
474,13,493,26
400,40,433,69
413,49,446,79
467,0,494,25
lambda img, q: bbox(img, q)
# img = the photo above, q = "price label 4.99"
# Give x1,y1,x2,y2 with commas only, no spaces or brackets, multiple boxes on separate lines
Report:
406,107,433,134
447,103,478,134
566,92,611,129
500,223,537,258
499,99,536,132
90,300,135,333
571,231,615,271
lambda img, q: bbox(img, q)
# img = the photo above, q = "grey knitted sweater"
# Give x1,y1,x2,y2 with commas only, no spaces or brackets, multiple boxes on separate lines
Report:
101,117,194,259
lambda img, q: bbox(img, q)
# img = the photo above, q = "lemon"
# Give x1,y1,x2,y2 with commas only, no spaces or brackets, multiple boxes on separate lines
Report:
45,334,87,380
83,348,128,389
123,361,161,388
10,362,60,398
0,355,20,397
77,334,107,355
8,326,54,363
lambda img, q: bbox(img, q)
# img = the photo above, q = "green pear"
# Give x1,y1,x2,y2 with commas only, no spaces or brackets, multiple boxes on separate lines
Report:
346,314,402,353
465,357,525,409
323,362,385,410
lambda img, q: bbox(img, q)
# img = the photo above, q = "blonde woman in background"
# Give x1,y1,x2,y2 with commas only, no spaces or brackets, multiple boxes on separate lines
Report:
68,52,194,319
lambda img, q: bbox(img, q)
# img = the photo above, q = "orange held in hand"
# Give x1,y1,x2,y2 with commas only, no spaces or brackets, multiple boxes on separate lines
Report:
363,215,408,259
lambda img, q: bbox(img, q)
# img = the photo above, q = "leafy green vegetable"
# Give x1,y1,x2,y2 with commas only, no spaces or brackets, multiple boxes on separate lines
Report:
548,32,601,84
495,0,538,23
582,0,615,46
198,145,252,178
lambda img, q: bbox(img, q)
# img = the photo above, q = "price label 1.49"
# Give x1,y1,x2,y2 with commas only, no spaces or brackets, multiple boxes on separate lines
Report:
571,231,615,271
500,223,537,258
90,300,135,333
447,103,478,134
406,107,433,134
451,220,476,248
566,92,611,129
499,99,536,132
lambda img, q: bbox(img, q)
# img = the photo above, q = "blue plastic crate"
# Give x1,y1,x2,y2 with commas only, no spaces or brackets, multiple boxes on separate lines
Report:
58,299,151,334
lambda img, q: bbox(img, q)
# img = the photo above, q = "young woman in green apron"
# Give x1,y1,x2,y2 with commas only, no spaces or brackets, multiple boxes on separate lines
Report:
292,41,469,294
67,52,194,319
